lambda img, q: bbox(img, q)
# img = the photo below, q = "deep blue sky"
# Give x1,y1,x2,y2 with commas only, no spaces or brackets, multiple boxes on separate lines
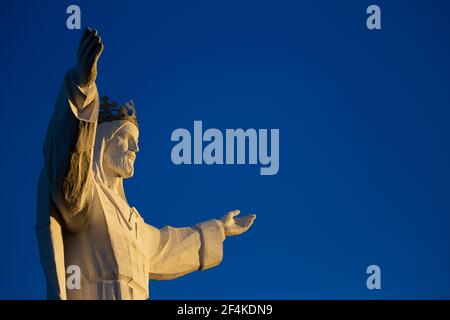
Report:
1,0,450,299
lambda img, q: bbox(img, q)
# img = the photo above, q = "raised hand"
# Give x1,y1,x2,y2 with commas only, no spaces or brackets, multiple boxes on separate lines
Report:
221,210,256,237
75,28,104,87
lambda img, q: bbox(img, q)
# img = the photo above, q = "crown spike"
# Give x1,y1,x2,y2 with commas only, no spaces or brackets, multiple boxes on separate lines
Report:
98,96,139,127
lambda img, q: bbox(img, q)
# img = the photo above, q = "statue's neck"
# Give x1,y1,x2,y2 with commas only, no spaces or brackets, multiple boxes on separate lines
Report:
103,174,122,197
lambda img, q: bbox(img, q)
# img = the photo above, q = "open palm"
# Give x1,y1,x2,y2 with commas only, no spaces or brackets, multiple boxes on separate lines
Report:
221,210,256,237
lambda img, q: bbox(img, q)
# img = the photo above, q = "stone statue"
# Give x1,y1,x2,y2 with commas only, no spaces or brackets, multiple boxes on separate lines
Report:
36,28,256,300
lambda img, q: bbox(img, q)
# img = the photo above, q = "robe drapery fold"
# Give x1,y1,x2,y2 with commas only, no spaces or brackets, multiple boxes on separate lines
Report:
36,69,225,300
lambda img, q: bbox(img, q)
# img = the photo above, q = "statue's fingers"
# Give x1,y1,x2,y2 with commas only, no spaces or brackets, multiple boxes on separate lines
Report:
82,36,101,67
79,31,99,60
86,41,103,70
85,43,103,74
229,210,240,220
95,41,104,61
249,214,256,220
77,28,92,57
78,35,95,63
77,28,98,59
243,218,255,230
236,214,256,228
80,28,92,44
239,214,255,221
221,210,239,224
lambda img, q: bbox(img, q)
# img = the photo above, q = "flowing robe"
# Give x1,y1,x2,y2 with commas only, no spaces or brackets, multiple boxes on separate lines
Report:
36,69,225,300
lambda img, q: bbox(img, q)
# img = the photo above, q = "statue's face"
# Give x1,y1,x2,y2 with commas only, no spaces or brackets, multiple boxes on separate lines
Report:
103,121,139,179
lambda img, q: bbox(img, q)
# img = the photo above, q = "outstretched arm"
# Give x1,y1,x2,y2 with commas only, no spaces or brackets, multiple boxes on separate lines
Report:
145,210,256,280
43,28,103,232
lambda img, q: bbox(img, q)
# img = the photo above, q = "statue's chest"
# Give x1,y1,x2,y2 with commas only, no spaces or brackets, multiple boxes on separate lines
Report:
93,183,150,291
94,182,148,261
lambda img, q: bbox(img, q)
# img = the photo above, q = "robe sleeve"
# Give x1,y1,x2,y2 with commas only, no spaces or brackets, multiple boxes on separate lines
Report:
43,68,99,232
145,220,226,280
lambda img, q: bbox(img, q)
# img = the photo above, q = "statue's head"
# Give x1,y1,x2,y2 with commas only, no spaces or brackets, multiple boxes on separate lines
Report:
103,120,139,179
96,97,139,180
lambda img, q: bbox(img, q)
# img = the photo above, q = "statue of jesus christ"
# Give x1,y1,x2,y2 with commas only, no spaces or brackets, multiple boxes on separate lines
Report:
36,28,256,300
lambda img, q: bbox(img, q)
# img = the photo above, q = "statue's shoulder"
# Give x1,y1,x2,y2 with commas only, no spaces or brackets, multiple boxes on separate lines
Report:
131,207,143,220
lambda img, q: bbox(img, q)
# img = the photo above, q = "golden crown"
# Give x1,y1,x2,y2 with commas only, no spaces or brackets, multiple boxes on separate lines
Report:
99,96,139,127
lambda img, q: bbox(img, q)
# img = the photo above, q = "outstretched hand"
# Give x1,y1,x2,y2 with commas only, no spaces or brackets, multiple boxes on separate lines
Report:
75,27,104,87
221,210,256,237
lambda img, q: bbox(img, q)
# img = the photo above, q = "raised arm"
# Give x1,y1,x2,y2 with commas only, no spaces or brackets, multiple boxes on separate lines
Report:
43,28,103,232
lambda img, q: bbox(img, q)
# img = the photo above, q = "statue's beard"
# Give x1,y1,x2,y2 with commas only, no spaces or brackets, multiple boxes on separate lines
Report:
104,151,136,179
